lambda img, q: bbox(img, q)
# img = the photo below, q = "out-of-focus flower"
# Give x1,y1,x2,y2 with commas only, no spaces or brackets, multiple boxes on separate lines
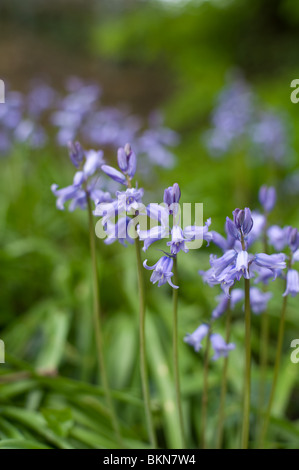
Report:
204,74,291,165
184,323,210,352
267,225,290,251
249,287,272,314
117,143,137,178
259,185,276,213
210,333,235,360
283,269,299,297
288,228,299,253
212,288,244,319
51,142,109,211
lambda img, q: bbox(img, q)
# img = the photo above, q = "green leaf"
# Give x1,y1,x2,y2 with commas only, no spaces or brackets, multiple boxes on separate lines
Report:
42,408,74,438
0,439,51,449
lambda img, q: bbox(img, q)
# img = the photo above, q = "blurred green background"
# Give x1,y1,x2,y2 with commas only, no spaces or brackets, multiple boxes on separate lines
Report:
1,0,299,449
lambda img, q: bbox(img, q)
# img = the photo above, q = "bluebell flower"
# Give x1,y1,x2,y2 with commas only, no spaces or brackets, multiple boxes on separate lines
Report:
164,183,181,206
288,228,299,253
138,223,169,252
184,323,210,352
183,218,213,246
203,248,285,296
115,187,144,215
209,250,238,277
204,75,254,157
259,185,276,213
283,269,299,297
139,196,212,252
267,225,290,251
212,289,244,319
167,225,190,255
253,265,279,285
210,230,233,252
247,212,266,246
101,164,127,185
249,287,272,314
210,333,235,360
293,249,299,262
200,206,287,296
253,253,286,277
104,216,135,246
211,211,262,253
251,111,290,164
95,186,145,246
143,256,178,289
51,143,108,211
68,141,85,168
204,75,291,165
117,143,137,178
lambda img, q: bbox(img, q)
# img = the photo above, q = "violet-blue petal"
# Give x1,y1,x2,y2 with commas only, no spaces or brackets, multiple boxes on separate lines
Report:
259,185,276,213
184,323,210,352
210,333,235,360
101,164,127,185
283,269,299,297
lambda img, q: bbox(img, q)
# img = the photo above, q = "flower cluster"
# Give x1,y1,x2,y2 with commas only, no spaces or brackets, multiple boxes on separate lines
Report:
139,183,213,289
94,143,146,246
184,324,235,361
204,74,291,164
1,78,178,170
51,142,111,211
201,207,286,296
185,186,298,362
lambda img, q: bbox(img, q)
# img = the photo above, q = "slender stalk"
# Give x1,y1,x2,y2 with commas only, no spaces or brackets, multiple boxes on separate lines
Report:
201,330,211,449
259,293,288,448
135,237,157,448
87,196,123,447
258,306,269,434
172,257,185,448
258,219,270,437
216,299,232,449
241,278,251,449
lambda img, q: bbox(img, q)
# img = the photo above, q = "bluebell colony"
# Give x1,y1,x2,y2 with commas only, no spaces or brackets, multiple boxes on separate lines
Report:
52,142,299,449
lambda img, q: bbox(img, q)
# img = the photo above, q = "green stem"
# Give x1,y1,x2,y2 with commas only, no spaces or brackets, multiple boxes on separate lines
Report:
87,196,123,447
172,257,185,449
259,293,288,448
135,238,157,448
241,278,251,449
216,299,232,449
201,330,211,449
258,220,269,439
258,306,269,435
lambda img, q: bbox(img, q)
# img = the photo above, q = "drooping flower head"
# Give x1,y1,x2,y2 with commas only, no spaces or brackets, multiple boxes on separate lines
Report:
210,333,235,361
283,269,299,297
117,143,137,178
94,143,145,246
140,183,213,289
259,185,276,213
51,142,111,211
184,323,210,352
143,256,178,289
201,206,287,297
